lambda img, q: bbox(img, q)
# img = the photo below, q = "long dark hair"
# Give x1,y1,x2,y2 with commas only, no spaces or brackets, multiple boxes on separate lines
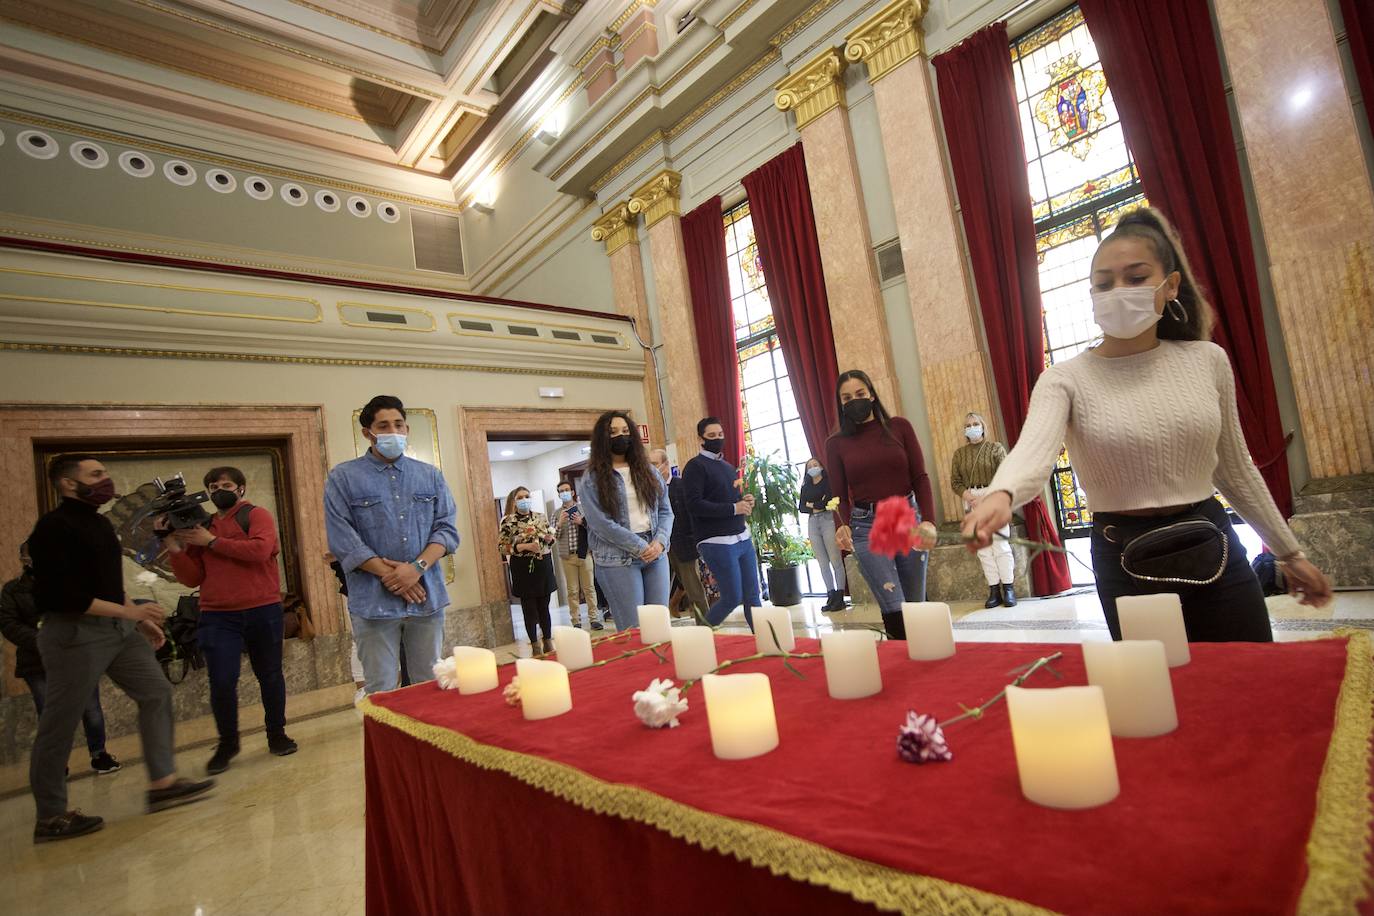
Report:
587,410,660,517
1101,207,1215,341
834,369,896,440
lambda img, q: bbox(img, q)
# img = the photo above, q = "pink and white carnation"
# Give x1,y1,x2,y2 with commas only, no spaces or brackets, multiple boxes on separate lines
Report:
632,678,688,729
897,710,952,764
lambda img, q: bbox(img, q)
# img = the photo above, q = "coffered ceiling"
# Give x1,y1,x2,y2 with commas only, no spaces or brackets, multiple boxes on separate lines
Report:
0,0,578,187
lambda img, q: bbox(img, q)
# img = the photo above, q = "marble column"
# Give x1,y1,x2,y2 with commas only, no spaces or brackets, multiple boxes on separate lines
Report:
629,169,708,458
846,0,998,522
591,202,668,446
775,48,903,414
1213,0,1374,480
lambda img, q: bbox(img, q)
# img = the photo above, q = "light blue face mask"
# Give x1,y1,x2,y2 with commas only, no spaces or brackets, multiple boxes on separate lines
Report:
807,467,823,480
558,491,573,503
373,433,406,459
516,498,533,513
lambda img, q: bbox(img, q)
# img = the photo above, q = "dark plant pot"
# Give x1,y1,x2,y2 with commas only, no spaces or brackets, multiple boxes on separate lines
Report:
765,565,803,607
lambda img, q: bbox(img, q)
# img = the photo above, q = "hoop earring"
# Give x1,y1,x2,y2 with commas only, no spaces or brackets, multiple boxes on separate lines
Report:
1166,298,1187,323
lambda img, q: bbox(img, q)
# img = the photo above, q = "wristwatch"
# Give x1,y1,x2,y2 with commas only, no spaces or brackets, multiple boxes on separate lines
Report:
412,558,429,573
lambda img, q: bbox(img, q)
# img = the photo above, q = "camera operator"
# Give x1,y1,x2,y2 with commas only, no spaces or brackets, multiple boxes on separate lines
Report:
162,467,296,775
26,454,213,843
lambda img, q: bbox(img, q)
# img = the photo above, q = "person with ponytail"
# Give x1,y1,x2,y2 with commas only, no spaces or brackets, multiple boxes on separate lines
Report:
826,370,938,638
964,207,1331,642
577,411,673,630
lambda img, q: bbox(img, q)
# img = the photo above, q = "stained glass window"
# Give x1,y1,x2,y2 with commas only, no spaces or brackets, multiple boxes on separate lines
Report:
1011,5,1146,537
724,201,826,596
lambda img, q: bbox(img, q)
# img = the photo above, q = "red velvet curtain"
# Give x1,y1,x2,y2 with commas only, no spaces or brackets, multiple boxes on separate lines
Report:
1079,0,1294,519
1340,0,1374,132
682,196,744,464
933,22,1072,597
741,143,840,458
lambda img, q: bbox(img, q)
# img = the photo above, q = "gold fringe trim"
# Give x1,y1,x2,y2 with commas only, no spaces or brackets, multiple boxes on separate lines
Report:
362,630,1373,915
360,698,1054,916
1300,629,1374,914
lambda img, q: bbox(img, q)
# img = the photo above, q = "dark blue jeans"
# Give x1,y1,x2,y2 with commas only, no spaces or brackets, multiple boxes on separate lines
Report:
851,501,928,639
25,674,106,756
198,603,288,742
698,538,761,628
1091,498,1273,643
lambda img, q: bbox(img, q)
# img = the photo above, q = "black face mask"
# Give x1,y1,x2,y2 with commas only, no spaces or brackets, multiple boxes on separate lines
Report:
210,489,240,511
701,438,725,454
609,435,632,455
842,398,874,424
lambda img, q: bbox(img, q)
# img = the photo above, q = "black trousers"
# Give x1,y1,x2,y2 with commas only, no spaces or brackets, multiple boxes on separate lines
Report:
519,593,553,643
1091,497,1273,643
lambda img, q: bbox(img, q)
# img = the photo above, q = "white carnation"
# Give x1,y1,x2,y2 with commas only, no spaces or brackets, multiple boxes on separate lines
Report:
632,677,688,729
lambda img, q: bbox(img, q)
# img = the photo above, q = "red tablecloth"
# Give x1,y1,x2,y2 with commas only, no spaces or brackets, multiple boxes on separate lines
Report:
363,632,1373,915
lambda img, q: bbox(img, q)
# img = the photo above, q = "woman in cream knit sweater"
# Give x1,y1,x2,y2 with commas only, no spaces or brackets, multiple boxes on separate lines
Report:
963,208,1331,641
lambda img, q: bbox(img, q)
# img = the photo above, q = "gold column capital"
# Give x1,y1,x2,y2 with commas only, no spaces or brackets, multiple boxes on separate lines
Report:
590,202,639,255
843,0,928,82
627,169,683,228
774,47,848,130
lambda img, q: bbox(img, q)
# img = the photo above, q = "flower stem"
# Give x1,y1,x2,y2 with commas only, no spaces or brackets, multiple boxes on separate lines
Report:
937,651,1063,728
680,649,823,693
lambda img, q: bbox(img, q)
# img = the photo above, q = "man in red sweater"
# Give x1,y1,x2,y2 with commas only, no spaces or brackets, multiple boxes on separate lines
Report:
164,467,297,774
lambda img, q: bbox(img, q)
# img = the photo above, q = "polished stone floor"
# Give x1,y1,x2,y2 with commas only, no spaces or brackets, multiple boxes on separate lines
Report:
6,588,1371,915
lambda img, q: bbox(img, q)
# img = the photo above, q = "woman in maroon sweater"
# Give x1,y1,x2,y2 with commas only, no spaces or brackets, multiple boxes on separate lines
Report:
825,370,937,638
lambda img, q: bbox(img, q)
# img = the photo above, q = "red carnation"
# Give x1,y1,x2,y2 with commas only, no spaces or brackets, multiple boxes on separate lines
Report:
867,496,919,558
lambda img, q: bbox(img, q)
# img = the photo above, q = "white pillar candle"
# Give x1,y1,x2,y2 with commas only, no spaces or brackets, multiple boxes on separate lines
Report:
753,604,796,655
1082,640,1178,738
820,630,882,699
451,646,498,695
1116,594,1191,667
702,673,779,759
552,625,594,672
514,658,572,720
639,604,672,644
1006,685,1120,810
902,602,956,660
670,626,718,680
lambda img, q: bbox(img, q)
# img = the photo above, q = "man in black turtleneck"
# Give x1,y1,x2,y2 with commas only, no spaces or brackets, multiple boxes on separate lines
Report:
25,454,213,843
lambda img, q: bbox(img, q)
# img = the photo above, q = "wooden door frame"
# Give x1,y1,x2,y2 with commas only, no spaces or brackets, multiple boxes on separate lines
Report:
458,406,628,611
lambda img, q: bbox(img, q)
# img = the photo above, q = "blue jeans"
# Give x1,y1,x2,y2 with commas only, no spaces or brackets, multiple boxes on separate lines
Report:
698,538,762,628
850,504,928,637
351,611,444,695
198,603,287,742
25,674,106,757
596,553,669,630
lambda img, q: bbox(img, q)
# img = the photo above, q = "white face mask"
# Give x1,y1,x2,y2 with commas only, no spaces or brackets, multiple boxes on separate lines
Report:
1090,280,1166,340
964,425,983,441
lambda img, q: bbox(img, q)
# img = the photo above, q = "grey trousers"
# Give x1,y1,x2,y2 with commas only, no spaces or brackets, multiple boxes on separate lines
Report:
31,615,175,819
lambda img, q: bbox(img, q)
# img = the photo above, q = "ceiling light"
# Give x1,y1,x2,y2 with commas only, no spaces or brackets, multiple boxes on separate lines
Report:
537,105,564,143
500,449,515,457
471,174,498,214
1289,85,1314,112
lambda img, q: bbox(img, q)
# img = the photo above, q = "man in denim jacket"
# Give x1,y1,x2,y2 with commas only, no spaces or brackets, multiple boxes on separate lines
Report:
325,396,459,694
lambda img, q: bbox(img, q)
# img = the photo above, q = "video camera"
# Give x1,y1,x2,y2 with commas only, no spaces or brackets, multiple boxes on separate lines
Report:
147,474,212,535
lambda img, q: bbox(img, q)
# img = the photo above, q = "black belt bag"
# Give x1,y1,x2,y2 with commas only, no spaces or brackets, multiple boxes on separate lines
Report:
1110,517,1230,587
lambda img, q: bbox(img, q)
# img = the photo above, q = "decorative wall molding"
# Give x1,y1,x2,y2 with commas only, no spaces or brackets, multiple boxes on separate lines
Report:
774,47,848,129
844,0,927,81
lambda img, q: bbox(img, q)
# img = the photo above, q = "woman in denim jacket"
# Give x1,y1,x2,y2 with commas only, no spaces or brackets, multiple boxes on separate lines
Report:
577,411,673,630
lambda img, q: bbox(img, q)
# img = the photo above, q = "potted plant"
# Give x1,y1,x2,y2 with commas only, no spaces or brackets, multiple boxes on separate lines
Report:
741,450,813,607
